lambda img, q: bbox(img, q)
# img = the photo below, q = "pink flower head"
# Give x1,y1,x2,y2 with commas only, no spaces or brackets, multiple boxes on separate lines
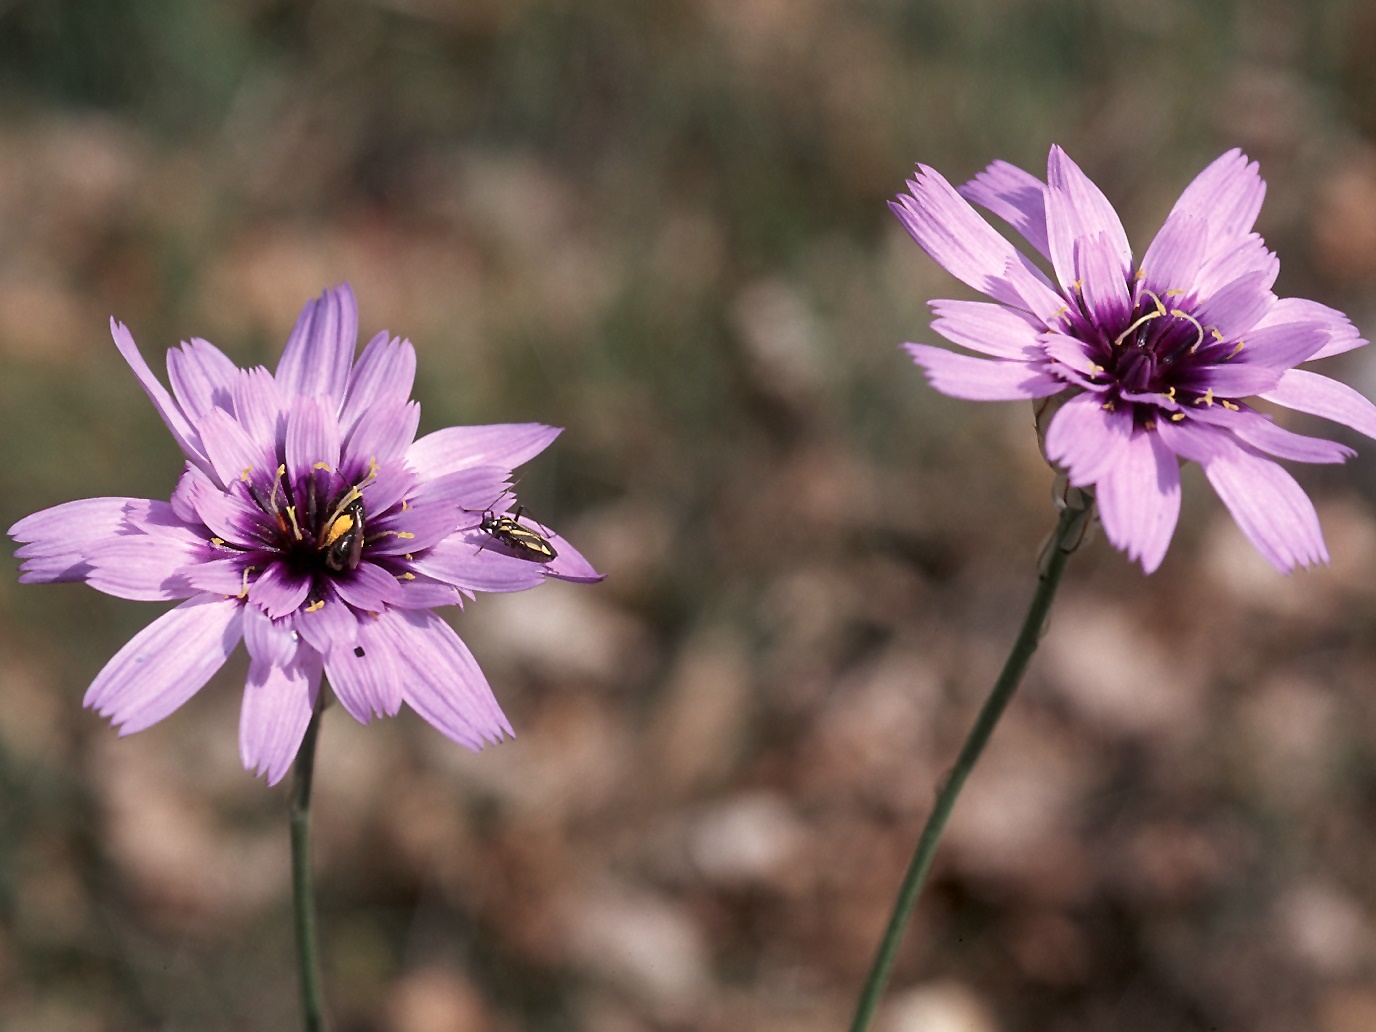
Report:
893,147,1376,573
11,284,603,783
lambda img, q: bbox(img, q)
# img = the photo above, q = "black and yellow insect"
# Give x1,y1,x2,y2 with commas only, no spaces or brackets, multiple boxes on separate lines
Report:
478,505,558,564
320,492,366,572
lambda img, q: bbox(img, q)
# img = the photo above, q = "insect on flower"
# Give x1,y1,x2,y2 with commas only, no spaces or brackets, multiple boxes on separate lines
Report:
476,504,559,564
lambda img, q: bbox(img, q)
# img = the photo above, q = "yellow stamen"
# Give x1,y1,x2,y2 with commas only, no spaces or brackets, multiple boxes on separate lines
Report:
1170,412,1185,422
1221,399,1240,411
313,461,332,471
240,467,253,482
238,566,255,599
1169,308,1206,353
286,505,303,540
305,599,324,613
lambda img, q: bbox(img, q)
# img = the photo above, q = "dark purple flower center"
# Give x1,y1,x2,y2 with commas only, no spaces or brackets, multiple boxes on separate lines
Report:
241,462,376,583
1085,288,1241,413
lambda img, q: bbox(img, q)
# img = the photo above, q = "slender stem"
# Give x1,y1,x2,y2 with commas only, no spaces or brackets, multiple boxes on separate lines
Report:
848,499,1091,1032
291,693,327,1032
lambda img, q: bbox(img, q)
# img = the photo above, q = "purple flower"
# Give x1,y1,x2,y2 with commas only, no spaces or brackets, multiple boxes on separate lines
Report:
10,284,603,783
893,146,1376,573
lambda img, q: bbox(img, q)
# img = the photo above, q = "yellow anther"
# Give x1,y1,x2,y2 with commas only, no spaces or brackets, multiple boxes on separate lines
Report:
1134,268,1147,280
1221,399,1240,411
1230,340,1245,357
1141,289,1168,317
305,599,324,613
1165,386,1176,400
1102,399,1116,411
398,572,416,581
238,566,255,599
1144,418,1157,431
1210,328,1224,342
313,462,332,471
1170,412,1186,421
396,531,415,540
211,536,225,547
1164,288,1185,297
286,505,303,540
240,467,253,481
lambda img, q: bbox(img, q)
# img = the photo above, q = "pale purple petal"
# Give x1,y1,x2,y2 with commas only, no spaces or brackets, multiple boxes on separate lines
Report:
1076,231,1132,329
387,573,465,609
1168,148,1265,252
330,562,403,612
85,593,244,734
167,338,238,425
415,537,549,593
959,159,1051,261
537,529,605,583
1231,320,1327,370
275,283,358,408
11,497,153,583
292,591,359,655
928,299,1044,359
1044,146,1132,290
407,424,562,479
905,344,1064,401
240,644,320,785
285,395,342,477
85,532,204,601
1139,210,1207,292
1187,270,1274,343
1198,362,1282,397
1043,392,1134,486
110,318,213,478
1202,441,1328,571
340,332,417,435
182,555,252,596
243,603,299,668
1095,430,1181,574
1221,409,1355,464
379,608,513,748
1261,369,1376,441
344,399,420,467
248,561,312,619
1193,238,1279,313
323,615,403,722
199,407,270,489
233,366,287,452
890,167,1065,321
1253,298,1369,361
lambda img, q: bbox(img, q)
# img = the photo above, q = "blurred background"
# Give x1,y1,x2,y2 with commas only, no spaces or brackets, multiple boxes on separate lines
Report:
3,1,1376,1030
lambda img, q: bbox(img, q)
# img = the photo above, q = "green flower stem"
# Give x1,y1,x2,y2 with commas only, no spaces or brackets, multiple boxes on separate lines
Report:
848,497,1093,1032
291,694,327,1032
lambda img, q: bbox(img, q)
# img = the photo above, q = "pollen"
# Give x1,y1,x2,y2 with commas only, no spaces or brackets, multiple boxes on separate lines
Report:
1170,412,1186,421
1221,399,1240,411
305,599,324,613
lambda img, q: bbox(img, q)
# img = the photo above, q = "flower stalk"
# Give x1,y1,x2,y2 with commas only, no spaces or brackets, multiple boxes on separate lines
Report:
291,693,327,1032
848,494,1093,1032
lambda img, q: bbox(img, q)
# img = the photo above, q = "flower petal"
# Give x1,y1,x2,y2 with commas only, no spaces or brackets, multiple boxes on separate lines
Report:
1157,422,1327,571
1261,368,1376,441
1139,210,1207,293
85,593,244,734
1096,429,1181,574
286,395,342,479
340,332,417,436
167,338,238,425
891,169,1065,322
11,497,148,583
111,318,213,479
324,614,403,722
379,608,513,748
407,424,562,480
344,399,420,469
85,530,205,601
928,299,1044,359
248,561,312,618
905,344,1064,401
1043,391,1133,486
275,283,358,409
414,537,549,593
240,640,320,785
233,366,287,454
1219,408,1355,464
1254,297,1369,361
1168,149,1265,254
200,407,271,490
1044,146,1132,292
959,159,1051,262
291,590,359,655
330,562,403,611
